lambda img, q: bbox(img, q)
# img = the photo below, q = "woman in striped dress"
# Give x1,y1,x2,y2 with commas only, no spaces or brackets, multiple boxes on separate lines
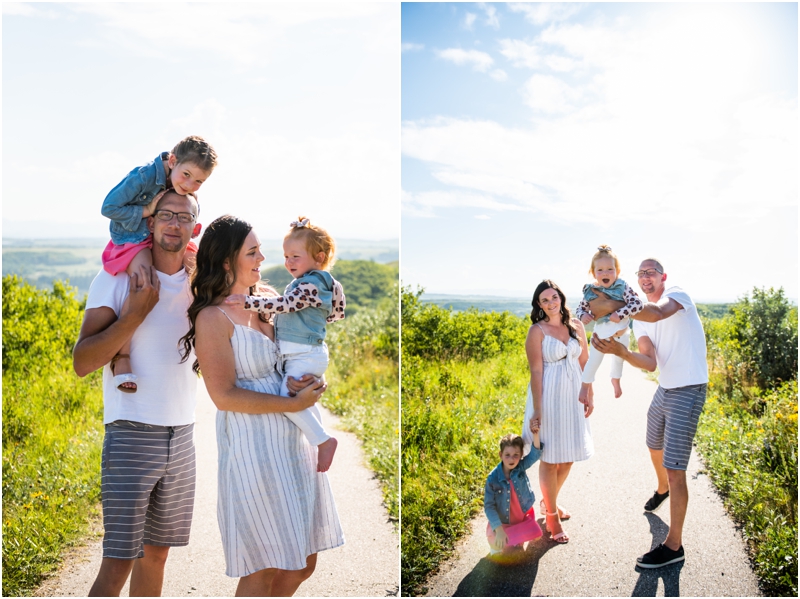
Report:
522,279,593,544
182,215,344,596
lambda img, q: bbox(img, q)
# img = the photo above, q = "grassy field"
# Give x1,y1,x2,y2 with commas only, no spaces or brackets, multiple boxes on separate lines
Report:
400,285,797,596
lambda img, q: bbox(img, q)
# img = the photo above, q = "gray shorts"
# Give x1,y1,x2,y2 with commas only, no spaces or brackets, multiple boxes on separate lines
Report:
101,420,196,559
646,384,707,471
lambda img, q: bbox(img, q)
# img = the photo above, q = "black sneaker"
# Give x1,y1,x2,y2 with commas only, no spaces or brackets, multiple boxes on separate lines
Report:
644,489,669,512
636,543,685,569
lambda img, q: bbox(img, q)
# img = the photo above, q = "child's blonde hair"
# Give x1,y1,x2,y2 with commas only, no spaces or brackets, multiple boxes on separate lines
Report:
499,433,524,454
589,244,620,276
285,216,336,270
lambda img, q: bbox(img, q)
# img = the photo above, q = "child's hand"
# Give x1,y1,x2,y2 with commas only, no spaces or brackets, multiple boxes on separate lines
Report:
142,190,167,218
609,312,621,323
494,527,509,550
224,294,246,308
580,313,594,324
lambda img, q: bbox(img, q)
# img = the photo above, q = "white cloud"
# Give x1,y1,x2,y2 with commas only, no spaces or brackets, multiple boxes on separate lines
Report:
436,48,494,73
68,3,389,69
402,42,425,52
475,214,491,220
479,3,500,29
490,69,508,82
508,2,583,26
499,39,542,69
522,74,587,114
2,2,59,17
464,12,477,30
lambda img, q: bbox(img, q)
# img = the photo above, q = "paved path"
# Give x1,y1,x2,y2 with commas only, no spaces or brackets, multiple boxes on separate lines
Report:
423,360,761,597
35,381,399,597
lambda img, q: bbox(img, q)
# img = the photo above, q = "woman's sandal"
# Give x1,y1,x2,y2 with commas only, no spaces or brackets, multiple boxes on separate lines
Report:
110,354,138,394
545,511,569,544
541,499,571,521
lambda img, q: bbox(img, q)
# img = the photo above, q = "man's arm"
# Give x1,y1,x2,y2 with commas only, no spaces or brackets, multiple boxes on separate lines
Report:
591,333,658,372
632,297,684,323
72,267,160,377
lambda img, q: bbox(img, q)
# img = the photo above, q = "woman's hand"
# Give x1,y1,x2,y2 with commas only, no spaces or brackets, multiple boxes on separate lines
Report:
285,375,326,409
580,386,594,418
529,412,540,434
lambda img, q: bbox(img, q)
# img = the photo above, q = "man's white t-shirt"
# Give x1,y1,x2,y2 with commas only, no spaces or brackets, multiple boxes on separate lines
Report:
632,286,709,389
85,268,197,426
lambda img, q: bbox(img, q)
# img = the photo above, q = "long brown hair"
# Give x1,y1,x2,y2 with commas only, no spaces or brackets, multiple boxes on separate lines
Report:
180,214,257,374
530,279,579,341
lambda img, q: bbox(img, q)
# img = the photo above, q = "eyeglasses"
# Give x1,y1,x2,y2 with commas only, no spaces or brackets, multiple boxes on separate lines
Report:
635,268,663,278
154,209,196,224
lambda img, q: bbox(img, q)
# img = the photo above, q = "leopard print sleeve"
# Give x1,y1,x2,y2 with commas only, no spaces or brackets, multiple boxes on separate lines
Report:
614,282,643,319
326,279,346,323
242,282,323,315
576,298,591,319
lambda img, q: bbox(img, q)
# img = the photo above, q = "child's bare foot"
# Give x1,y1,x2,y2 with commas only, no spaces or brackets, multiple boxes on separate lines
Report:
579,382,591,405
317,437,338,472
110,353,137,394
611,378,622,398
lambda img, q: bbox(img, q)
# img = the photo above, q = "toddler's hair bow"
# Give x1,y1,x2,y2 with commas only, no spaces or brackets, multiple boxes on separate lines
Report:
290,218,310,228
597,244,613,252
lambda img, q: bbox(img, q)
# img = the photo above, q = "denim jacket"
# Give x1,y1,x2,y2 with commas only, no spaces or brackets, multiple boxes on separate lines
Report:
274,270,334,346
483,443,543,531
101,153,169,245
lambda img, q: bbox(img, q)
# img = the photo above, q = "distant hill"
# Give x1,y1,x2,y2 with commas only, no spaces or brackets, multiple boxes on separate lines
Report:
3,238,398,299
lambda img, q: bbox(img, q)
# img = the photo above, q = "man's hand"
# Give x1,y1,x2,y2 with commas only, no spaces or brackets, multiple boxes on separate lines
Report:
580,313,594,324
587,294,626,320
123,266,160,321
591,333,626,357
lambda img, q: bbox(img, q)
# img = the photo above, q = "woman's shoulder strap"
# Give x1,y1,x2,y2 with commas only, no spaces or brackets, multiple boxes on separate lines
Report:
215,306,236,324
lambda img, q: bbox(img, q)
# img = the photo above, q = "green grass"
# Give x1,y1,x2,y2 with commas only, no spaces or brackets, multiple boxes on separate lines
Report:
318,292,400,521
695,380,797,596
2,276,105,597
401,352,530,594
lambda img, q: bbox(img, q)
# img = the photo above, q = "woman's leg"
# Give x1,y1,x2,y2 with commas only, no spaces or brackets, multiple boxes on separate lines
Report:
540,461,573,539
235,568,278,597
270,554,317,597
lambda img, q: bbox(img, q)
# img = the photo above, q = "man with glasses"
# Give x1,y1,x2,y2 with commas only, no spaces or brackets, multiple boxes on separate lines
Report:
73,191,201,596
591,258,708,569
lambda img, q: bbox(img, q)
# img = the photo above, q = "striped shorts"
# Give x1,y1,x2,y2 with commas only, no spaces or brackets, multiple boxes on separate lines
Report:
101,420,196,559
646,384,707,471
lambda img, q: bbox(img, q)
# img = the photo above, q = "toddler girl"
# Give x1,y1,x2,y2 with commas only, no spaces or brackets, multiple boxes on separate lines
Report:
576,245,643,402
100,135,217,394
484,432,543,556
226,217,346,472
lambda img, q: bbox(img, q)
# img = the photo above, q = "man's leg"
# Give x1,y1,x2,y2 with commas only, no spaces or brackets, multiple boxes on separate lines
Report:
89,558,135,597
664,468,688,550
130,545,170,597
649,448,670,494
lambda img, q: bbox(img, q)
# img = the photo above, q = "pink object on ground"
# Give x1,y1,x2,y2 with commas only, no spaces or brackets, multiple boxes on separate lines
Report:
486,507,543,549
102,237,153,275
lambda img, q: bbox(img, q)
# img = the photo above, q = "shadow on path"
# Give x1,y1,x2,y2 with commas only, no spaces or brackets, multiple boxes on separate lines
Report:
630,512,684,597
452,524,558,597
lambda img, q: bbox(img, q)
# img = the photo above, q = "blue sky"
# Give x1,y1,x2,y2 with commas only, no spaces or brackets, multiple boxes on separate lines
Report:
401,2,798,302
3,2,399,243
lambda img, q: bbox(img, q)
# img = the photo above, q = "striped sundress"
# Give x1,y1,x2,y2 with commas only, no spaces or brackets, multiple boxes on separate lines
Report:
216,318,344,577
522,328,594,464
